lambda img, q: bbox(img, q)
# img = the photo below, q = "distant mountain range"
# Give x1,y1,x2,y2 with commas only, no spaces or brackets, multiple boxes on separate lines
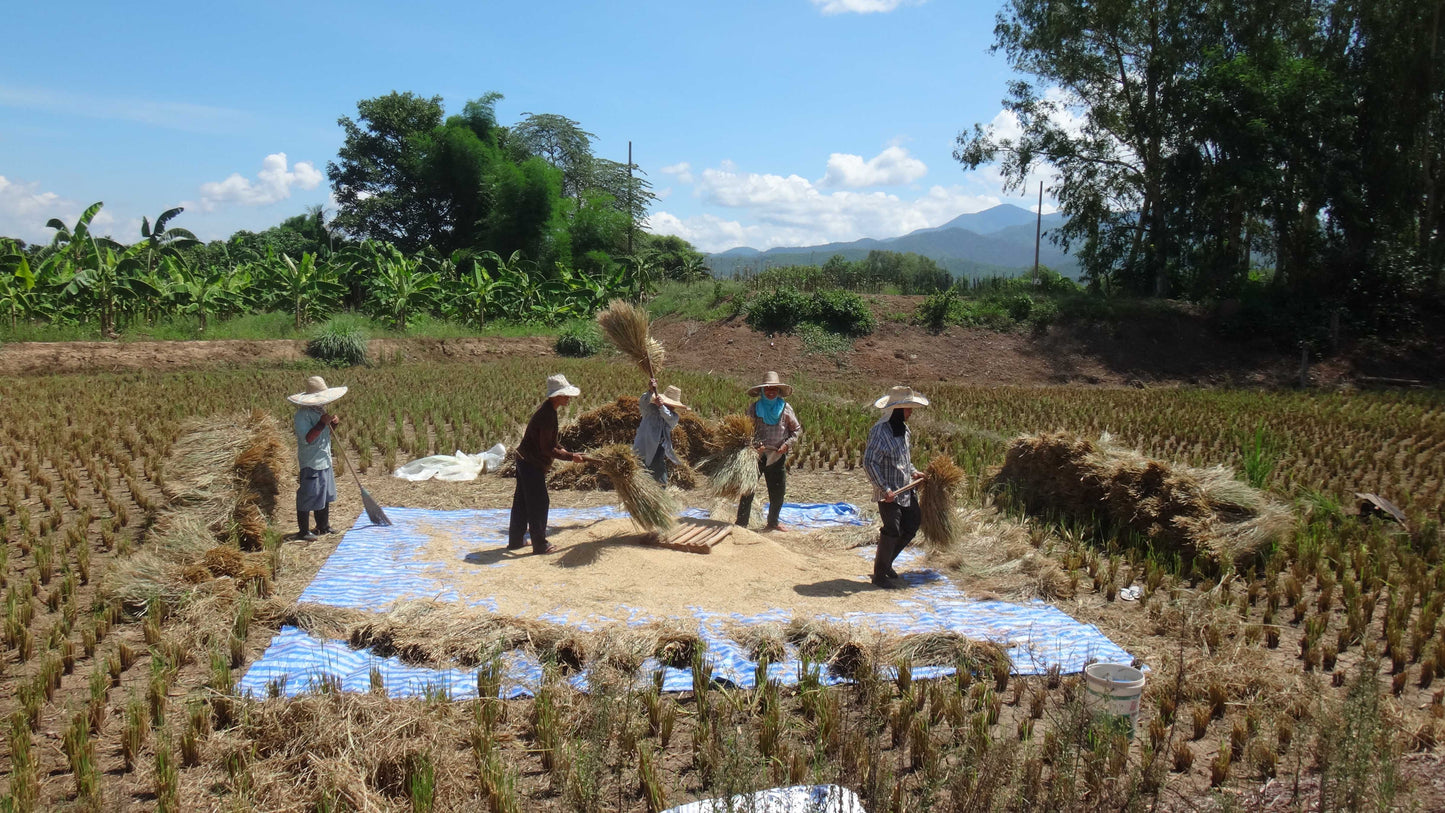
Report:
705,203,1076,279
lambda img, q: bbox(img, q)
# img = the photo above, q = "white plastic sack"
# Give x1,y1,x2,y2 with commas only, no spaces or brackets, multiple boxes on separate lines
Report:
663,785,865,813
392,444,506,482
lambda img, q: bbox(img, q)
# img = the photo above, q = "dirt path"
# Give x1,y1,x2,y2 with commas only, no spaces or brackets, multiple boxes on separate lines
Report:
0,315,1422,388
0,336,555,376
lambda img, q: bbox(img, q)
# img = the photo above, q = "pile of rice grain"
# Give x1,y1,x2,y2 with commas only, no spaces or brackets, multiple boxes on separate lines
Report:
991,431,1291,568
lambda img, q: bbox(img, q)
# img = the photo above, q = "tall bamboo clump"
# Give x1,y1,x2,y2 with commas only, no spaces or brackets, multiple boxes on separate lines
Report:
919,455,965,551
586,444,679,532
699,414,759,499
596,299,665,378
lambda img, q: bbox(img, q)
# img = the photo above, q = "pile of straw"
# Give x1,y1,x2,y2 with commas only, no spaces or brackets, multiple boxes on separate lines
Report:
991,431,1292,568
584,444,679,532
596,299,665,377
162,409,286,548
697,414,759,499
918,455,965,550
556,396,714,465
888,631,1010,676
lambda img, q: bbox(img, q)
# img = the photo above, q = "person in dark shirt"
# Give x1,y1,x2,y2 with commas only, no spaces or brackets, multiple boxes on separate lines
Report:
509,374,584,553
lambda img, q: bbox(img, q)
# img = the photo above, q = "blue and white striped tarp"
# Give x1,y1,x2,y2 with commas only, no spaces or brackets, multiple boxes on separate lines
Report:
239,505,1137,699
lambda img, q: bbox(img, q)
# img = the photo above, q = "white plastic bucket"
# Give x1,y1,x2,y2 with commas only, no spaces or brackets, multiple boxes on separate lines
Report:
1083,662,1146,738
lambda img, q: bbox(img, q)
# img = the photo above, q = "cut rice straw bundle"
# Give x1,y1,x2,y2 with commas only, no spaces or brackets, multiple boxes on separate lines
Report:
698,414,760,499
889,631,1011,676
583,444,679,532
919,454,965,551
596,299,665,377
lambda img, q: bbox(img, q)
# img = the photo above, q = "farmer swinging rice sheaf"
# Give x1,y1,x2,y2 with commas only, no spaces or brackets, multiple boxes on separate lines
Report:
508,373,586,554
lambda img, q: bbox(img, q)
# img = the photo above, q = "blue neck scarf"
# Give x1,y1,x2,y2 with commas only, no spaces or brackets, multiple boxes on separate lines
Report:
756,395,785,425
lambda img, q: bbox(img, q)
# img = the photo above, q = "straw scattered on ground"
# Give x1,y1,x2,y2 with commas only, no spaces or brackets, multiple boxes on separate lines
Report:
411,516,934,620
991,431,1292,568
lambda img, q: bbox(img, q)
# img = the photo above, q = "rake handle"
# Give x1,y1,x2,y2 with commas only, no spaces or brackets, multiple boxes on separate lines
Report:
333,430,367,491
889,476,926,498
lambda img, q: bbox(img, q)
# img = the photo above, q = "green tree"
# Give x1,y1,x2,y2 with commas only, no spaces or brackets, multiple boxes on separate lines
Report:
328,92,448,251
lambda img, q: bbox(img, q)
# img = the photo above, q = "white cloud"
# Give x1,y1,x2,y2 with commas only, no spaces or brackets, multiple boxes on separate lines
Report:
196,153,323,211
649,154,1010,252
660,162,694,185
0,176,118,243
819,145,927,188
811,0,922,14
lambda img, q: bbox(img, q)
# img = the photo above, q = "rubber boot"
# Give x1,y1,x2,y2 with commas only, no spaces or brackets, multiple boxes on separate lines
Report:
872,535,900,588
315,508,333,535
885,536,910,579
297,511,317,541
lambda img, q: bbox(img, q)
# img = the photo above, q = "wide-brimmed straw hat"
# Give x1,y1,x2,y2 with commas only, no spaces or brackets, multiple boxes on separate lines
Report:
747,371,793,397
287,375,348,407
657,385,686,409
546,373,581,398
873,385,929,410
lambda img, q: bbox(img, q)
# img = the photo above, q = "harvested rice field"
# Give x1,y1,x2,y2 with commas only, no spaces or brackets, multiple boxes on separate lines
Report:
2,353,1444,811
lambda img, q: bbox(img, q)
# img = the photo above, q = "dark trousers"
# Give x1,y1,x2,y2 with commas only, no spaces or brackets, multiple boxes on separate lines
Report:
874,499,922,576
508,458,551,551
736,454,787,528
646,446,669,486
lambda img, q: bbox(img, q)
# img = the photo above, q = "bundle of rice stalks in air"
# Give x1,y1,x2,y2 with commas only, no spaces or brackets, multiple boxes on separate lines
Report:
698,414,760,499
583,444,679,532
991,431,1292,569
919,455,965,551
596,299,665,377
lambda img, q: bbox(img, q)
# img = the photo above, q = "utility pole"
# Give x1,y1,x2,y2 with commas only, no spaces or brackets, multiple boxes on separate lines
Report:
627,141,634,256
1032,181,1043,283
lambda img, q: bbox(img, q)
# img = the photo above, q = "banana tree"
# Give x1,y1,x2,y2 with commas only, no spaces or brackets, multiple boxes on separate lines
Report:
354,241,438,331
60,243,157,336
275,251,343,329
0,240,36,331
139,207,199,272
163,255,236,331
450,260,501,328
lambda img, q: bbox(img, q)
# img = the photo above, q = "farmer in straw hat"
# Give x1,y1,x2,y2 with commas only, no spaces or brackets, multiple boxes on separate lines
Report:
736,371,802,531
634,379,689,485
510,374,586,554
288,375,348,541
863,385,929,588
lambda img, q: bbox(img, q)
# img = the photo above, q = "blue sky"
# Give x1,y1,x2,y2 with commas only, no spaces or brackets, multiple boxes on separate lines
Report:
1,0,1054,253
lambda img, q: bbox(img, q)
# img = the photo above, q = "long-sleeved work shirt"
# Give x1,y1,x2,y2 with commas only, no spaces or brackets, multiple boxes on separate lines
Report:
863,420,917,507
748,400,802,454
516,400,572,470
633,391,681,465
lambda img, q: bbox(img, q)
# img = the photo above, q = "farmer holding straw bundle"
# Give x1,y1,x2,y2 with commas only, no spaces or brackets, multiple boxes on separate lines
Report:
288,375,347,541
864,385,929,588
633,379,688,485
736,371,802,531
509,374,585,554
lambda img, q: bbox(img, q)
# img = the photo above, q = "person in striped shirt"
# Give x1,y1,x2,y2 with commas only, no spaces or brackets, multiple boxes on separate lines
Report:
735,371,802,531
863,386,929,587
